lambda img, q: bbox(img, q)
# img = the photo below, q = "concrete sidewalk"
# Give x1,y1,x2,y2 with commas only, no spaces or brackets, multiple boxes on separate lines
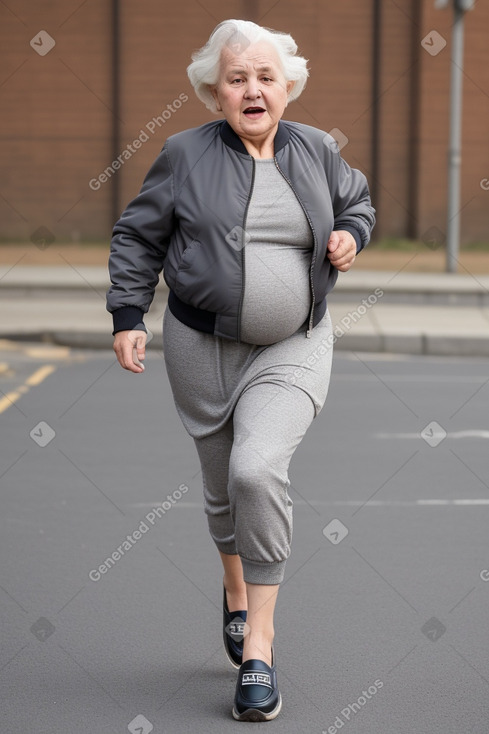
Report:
1,265,488,356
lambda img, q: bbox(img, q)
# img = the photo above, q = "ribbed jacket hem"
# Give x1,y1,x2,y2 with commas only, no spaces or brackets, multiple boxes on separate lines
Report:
168,290,216,334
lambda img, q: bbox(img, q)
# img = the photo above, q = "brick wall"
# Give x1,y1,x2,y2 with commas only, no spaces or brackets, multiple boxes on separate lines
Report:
0,0,487,244
0,0,112,242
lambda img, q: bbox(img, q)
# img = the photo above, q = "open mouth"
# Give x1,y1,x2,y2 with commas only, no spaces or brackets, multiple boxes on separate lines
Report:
243,106,266,118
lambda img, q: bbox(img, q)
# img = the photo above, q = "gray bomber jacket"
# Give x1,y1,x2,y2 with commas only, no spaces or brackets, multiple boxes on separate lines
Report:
106,118,376,340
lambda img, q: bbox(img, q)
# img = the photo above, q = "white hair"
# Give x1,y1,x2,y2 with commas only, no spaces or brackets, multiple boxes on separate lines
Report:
187,19,309,113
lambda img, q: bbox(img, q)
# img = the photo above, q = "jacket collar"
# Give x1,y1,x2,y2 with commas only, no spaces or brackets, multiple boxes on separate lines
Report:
220,119,290,156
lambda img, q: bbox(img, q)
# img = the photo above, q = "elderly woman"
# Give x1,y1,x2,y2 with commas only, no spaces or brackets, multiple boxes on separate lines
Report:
107,19,375,722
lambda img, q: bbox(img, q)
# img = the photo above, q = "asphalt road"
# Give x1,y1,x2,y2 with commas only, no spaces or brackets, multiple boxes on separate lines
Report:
1,340,489,733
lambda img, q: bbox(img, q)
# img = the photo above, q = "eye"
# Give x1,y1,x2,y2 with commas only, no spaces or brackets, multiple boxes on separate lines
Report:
231,78,243,84
262,77,273,83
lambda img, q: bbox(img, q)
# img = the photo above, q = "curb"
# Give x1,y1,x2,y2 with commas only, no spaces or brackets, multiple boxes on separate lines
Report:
2,267,489,305
3,329,488,357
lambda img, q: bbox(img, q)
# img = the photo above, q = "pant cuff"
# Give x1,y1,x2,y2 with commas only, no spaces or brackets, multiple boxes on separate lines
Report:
240,557,287,585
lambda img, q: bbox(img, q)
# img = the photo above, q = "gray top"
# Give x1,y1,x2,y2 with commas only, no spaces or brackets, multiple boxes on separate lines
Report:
240,158,314,345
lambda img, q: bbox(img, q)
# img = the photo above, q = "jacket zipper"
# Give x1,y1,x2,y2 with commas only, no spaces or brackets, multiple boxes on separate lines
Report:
273,157,318,338
237,157,256,343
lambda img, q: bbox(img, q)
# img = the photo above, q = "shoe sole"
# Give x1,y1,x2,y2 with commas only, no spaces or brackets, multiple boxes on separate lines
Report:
223,586,245,669
232,693,282,722
224,646,241,670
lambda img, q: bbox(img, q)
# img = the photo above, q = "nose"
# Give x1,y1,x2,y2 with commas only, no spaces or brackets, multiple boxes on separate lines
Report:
244,77,261,99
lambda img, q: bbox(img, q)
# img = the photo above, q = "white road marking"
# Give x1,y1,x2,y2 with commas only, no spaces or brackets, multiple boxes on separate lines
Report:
376,430,489,440
334,374,489,383
128,499,489,509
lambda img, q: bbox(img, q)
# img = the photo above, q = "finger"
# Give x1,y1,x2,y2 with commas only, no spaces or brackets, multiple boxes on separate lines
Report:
126,348,144,373
327,231,340,252
331,237,356,260
135,333,146,360
335,257,356,272
124,336,144,372
132,347,145,371
333,253,356,271
327,244,349,264
327,243,355,263
114,338,144,373
125,330,147,370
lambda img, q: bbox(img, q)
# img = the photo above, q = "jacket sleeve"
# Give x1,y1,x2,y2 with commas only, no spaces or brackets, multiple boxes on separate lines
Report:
106,145,175,334
325,136,376,254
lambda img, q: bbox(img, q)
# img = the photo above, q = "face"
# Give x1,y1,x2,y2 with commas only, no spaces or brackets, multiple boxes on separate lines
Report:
211,40,294,146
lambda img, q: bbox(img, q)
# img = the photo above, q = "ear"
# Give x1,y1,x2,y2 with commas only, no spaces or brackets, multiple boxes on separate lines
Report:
210,86,222,112
286,80,295,97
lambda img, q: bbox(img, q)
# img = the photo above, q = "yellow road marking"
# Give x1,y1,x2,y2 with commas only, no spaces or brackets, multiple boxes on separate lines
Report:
25,364,56,386
0,339,72,361
0,339,20,352
24,346,71,359
0,363,57,414
0,391,23,413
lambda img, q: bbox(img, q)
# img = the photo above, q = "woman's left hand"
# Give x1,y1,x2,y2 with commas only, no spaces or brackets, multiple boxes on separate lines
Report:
326,230,357,272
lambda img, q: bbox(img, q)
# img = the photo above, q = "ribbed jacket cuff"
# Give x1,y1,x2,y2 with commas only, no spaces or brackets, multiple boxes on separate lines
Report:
111,306,146,335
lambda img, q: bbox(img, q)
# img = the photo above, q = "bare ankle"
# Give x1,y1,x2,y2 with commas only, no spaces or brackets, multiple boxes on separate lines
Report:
224,577,247,612
242,633,274,666
224,575,245,593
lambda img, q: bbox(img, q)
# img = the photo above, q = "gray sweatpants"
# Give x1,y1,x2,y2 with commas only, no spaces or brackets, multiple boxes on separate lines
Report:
162,305,334,585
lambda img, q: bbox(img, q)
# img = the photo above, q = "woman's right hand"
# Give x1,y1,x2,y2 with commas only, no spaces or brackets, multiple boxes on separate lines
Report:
113,329,147,373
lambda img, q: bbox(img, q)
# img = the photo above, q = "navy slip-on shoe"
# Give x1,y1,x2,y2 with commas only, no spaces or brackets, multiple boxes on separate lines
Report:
232,653,282,722
223,586,247,669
